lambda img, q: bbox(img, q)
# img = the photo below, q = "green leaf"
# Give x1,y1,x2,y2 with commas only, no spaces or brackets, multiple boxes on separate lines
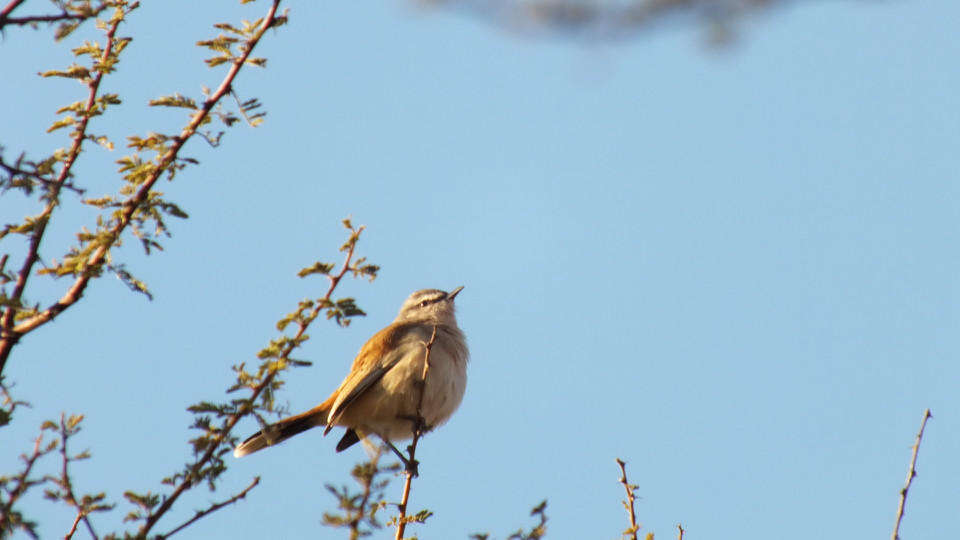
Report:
123,490,160,511
56,100,87,114
111,265,154,300
114,37,133,54
66,414,84,430
97,93,121,106
40,65,91,80
55,21,82,41
47,116,77,133
205,55,232,68
297,261,335,278
72,41,102,58
213,22,243,35
149,93,198,109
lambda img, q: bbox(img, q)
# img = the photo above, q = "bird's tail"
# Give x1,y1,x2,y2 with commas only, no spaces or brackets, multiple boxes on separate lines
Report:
233,405,329,457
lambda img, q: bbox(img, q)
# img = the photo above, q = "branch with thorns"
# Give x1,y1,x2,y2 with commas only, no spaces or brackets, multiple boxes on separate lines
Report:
0,0,286,377
392,324,439,540
48,414,111,540
616,458,640,540
157,476,260,539
135,221,366,537
0,1,136,376
0,0,97,30
891,408,932,540
0,429,51,537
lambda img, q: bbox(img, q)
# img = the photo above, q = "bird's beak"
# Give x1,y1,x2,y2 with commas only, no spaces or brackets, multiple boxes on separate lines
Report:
447,286,464,301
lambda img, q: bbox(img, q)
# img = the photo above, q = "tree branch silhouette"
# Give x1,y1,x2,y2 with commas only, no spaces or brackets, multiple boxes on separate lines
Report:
891,408,932,540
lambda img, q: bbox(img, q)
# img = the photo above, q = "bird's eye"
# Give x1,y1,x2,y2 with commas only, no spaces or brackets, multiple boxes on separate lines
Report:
418,301,429,308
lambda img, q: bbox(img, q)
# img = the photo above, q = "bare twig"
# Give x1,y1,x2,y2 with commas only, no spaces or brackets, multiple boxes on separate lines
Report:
348,454,383,538
0,434,43,519
56,414,82,530
0,0,97,29
321,453,396,539
891,408,932,540
394,324,438,540
0,0,26,25
677,523,684,540
395,473,414,540
1,377,29,424
158,476,260,539
616,458,639,540
64,512,83,540
137,221,360,537
230,89,265,127
0,428,54,536
0,2,135,376
0,10,85,27
49,414,102,540
0,155,86,195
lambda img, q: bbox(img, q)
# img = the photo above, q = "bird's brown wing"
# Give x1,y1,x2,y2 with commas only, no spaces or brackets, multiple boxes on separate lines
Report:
324,322,424,433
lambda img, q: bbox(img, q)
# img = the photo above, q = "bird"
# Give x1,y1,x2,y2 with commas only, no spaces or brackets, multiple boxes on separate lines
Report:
233,286,468,463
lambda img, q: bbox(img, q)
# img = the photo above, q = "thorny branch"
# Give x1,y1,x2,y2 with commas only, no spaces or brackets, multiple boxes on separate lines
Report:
0,154,86,195
0,0,285,377
322,453,396,539
0,1,135,376
1,10,85,27
0,377,28,426
616,458,639,540
50,414,105,540
158,476,260,539
137,217,361,537
0,0,102,30
891,408,932,540
393,324,438,540
0,415,105,538
0,432,48,536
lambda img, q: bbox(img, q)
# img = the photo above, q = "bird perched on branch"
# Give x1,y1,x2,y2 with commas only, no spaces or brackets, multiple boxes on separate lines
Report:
234,286,468,461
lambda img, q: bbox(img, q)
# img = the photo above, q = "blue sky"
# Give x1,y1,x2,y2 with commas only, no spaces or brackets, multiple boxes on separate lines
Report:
2,0,958,538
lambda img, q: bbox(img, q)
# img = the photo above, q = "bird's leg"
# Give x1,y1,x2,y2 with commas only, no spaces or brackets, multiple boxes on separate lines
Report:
383,439,419,477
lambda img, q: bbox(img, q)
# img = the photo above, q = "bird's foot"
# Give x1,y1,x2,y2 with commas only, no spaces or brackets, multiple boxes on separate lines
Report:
384,440,420,477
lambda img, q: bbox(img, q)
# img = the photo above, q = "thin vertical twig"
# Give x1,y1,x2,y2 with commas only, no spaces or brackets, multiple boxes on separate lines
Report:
891,408,932,540
65,513,83,540
616,458,639,540
54,414,100,540
348,452,383,538
0,433,46,533
394,466,415,540
394,324,438,540
677,523,685,540
157,476,260,539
